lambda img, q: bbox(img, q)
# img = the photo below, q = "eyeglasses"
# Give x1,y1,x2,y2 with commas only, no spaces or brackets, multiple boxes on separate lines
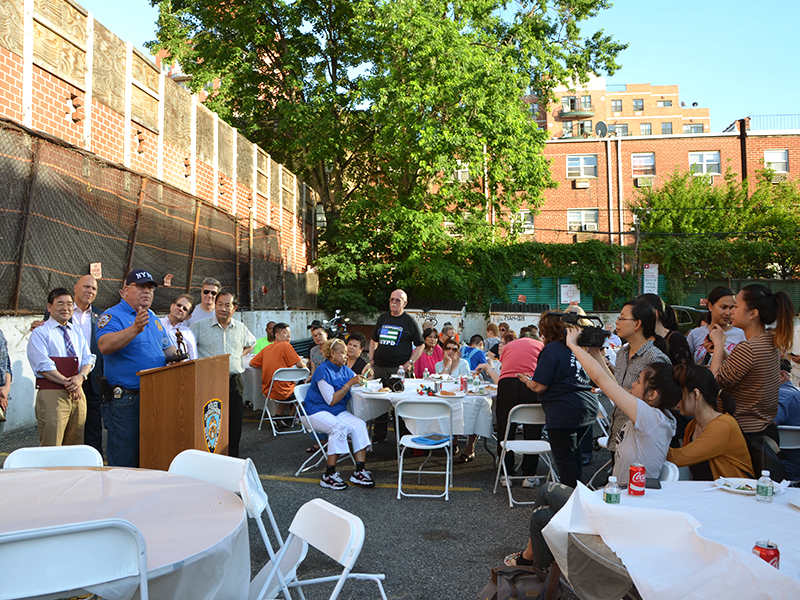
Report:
499,328,507,332
175,304,191,312
445,347,458,352
203,290,218,296
389,298,403,304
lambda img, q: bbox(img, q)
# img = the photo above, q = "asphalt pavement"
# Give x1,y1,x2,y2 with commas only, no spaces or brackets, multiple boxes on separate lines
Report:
0,409,613,599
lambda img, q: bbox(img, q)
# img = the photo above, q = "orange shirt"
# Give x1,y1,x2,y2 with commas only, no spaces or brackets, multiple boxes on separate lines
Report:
250,341,301,400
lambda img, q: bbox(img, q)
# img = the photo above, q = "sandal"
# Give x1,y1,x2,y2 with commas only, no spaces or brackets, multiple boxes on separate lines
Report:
305,444,321,453
504,550,534,567
454,453,475,464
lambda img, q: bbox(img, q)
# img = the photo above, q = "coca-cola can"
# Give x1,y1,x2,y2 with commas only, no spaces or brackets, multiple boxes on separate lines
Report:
460,376,468,392
628,463,646,495
753,541,780,569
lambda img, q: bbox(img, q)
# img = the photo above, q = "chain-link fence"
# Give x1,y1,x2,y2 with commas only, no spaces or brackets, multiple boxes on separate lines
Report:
0,121,313,313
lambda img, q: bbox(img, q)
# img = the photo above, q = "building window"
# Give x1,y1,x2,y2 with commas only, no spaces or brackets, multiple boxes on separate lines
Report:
764,150,788,172
640,123,652,136
662,122,673,135
611,124,628,136
657,100,672,107
633,99,644,111
566,155,598,178
562,96,578,111
529,102,540,118
689,151,721,176
577,120,593,136
611,100,622,112
517,210,535,234
581,95,592,110
562,121,573,137
568,209,600,232
632,153,656,176
683,124,704,133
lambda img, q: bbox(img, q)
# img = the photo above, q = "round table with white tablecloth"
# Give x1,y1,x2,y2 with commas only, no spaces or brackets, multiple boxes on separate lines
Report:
0,466,250,600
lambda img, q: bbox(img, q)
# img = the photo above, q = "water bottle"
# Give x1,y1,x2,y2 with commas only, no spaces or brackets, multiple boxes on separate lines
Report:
397,365,405,381
756,470,774,503
423,368,430,380
603,476,621,504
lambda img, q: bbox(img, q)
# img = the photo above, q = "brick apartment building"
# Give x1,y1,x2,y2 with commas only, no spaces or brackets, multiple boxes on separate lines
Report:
525,75,711,140
522,115,800,244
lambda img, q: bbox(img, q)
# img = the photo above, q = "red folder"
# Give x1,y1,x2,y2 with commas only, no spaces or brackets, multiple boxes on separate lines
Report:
35,357,79,390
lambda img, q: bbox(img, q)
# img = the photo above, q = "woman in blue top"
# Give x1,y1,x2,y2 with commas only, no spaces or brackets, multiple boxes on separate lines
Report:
518,312,599,488
304,338,375,490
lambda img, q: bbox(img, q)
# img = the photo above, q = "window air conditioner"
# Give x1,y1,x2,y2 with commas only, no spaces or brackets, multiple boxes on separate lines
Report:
771,174,787,184
635,177,654,188
582,223,598,232
573,179,590,189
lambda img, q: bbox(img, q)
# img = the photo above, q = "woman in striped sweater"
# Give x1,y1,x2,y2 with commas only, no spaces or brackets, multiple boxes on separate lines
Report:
709,284,794,471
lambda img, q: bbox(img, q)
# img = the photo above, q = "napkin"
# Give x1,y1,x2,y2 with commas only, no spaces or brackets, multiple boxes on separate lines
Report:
543,483,800,600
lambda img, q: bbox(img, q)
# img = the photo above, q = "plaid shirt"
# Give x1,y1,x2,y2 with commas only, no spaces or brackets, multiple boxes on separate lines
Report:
0,329,10,386
608,339,670,452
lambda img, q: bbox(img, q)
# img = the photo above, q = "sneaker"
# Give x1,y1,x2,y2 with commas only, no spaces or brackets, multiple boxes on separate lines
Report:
350,469,376,487
499,475,511,487
320,472,348,490
522,477,541,488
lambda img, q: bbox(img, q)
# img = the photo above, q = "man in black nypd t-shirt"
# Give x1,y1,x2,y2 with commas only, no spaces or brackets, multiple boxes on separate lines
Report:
368,289,424,442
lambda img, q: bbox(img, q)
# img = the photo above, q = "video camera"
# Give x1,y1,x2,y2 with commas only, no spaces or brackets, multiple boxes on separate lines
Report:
547,311,609,348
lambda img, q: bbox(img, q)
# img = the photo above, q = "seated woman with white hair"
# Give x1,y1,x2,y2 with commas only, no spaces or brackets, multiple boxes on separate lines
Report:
303,338,375,490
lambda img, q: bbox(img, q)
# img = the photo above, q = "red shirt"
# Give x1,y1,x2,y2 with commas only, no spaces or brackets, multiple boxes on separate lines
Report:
499,337,544,381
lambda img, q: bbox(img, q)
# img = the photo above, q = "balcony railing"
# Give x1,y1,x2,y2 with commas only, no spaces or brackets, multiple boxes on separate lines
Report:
559,104,594,119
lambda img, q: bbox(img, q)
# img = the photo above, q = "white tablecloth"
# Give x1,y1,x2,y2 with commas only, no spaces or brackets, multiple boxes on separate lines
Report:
543,482,800,600
349,379,493,438
0,467,250,600
243,364,271,412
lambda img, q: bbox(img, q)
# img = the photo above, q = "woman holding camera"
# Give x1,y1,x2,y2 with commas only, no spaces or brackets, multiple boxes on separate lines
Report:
518,313,598,487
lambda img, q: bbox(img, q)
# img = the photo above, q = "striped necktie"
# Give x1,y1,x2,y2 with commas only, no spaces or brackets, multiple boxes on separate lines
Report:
59,325,77,358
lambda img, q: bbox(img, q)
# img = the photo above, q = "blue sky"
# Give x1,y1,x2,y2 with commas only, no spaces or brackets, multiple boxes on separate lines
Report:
76,0,798,132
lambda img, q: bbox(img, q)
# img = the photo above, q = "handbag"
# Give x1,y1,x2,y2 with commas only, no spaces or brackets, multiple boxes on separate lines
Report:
479,563,563,600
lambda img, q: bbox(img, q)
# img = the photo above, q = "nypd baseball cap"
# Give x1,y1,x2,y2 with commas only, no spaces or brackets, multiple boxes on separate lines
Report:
125,268,158,286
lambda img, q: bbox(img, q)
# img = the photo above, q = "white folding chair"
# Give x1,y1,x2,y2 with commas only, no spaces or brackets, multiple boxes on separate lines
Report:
493,404,558,507
255,498,387,600
168,450,304,600
659,460,679,482
258,367,310,435
395,399,453,501
3,444,103,469
294,383,356,477
0,518,148,600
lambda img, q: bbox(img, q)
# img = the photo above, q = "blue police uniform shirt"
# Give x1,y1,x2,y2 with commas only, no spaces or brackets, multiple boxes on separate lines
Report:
97,299,170,389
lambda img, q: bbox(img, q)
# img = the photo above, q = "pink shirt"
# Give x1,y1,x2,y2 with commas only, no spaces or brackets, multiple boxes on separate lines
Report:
414,345,443,377
499,338,544,381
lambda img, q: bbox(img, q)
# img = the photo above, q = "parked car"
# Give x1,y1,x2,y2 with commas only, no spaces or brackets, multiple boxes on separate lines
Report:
670,305,706,336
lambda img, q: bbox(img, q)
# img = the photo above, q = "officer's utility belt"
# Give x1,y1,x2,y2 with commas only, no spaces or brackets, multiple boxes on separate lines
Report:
112,386,139,398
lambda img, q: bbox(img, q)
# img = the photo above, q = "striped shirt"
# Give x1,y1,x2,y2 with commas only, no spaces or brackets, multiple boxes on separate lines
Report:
608,339,670,452
716,333,779,434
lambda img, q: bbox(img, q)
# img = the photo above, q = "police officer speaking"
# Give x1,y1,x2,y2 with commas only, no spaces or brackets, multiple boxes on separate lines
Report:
97,269,176,467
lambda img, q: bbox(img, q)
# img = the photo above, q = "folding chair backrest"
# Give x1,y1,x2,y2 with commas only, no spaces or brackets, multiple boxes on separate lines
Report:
272,367,310,383
778,425,800,450
3,445,103,469
288,498,365,570
240,459,269,522
395,399,452,422
0,518,148,600
294,382,311,403
507,404,547,427
659,460,679,482
168,449,246,494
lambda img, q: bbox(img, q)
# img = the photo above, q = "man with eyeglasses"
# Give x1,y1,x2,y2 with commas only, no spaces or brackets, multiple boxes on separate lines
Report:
368,289,424,443
188,277,221,324
193,289,256,458
97,269,177,467
160,294,198,360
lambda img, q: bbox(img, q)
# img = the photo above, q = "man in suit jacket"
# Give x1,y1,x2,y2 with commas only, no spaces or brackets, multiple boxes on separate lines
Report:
71,275,105,457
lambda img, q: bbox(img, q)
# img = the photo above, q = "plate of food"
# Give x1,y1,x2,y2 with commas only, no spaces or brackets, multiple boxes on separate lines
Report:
713,478,758,495
362,387,392,396
436,390,465,399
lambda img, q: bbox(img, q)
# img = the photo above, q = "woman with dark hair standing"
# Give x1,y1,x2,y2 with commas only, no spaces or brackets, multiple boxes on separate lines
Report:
600,299,671,455
686,286,745,365
637,293,691,366
517,313,598,487
667,363,753,480
709,284,795,467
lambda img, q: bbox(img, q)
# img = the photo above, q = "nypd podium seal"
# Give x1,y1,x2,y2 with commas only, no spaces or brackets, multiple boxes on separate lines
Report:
203,399,222,453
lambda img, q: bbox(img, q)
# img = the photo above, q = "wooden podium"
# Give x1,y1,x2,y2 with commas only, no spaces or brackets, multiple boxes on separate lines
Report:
138,355,230,470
